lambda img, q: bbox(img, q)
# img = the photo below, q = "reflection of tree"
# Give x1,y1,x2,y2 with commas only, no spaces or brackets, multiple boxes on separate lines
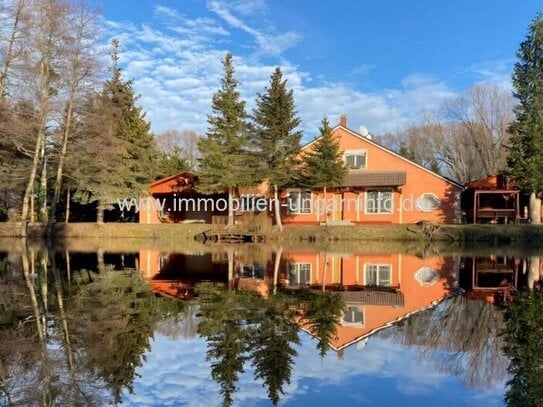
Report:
197,283,304,406
0,246,185,405
156,303,199,339
503,291,543,406
249,296,300,406
68,268,184,404
379,296,507,389
198,283,249,407
304,292,345,357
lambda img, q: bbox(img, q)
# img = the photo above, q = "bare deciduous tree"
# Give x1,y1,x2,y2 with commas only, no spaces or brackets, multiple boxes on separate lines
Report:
444,83,514,178
46,1,100,235
156,129,201,170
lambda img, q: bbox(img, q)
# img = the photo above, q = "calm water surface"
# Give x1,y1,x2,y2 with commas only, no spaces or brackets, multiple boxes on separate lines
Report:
0,239,541,406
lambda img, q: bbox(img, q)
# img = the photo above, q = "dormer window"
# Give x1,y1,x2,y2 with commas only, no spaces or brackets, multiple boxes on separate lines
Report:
344,151,367,169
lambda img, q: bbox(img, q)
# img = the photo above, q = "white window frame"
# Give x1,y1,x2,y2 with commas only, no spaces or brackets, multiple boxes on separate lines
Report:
287,262,312,286
364,189,393,214
364,263,392,286
415,193,440,212
287,189,312,214
344,149,367,170
341,306,365,326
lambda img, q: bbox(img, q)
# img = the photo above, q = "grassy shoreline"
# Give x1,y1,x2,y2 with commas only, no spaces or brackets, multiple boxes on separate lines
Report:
1,222,543,244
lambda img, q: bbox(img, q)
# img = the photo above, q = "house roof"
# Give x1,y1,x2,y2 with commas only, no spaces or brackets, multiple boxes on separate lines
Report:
301,125,464,190
343,170,406,188
311,289,405,307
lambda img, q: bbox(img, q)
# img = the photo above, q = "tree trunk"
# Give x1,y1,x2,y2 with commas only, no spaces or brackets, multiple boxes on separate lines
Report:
272,246,283,295
97,202,105,224
46,98,73,236
97,248,105,273
323,186,328,226
273,184,283,231
21,129,45,237
527,256,540,290
227,248,234,289
0,0,25,98
228,187,234,227
39,131,48,223
30,188,35,223
529,192,541,224
322,252,329,292
65,189,70,223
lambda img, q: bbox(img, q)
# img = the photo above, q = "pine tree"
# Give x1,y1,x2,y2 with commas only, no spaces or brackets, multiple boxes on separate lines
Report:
508,13,543,223
301,118,347,225
249,296,300,406
197,53,255,226
72,39,158,222
252,67,302,231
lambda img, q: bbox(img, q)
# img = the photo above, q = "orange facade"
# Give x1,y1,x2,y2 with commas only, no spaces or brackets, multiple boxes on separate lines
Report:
139,120,463,225
139,248,457,351
282,123,463,225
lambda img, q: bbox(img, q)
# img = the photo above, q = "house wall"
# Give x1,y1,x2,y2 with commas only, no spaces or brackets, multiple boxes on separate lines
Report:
284,126,462,225
282,250,455,350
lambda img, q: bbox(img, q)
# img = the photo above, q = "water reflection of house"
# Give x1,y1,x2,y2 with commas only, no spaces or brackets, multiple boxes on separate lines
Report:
140,249,457,352
139,250,230,300
139,247,273,299
458,255,539,304
282,252,456,351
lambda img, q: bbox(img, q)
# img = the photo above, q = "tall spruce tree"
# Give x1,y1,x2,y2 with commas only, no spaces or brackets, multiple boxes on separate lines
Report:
252,67,302,231
198,53,254,226
73,39,157,222
301,118,347,225
508,13,543,223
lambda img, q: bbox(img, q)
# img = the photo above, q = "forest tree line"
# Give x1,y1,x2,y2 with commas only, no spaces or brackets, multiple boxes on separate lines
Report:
2,0,543,231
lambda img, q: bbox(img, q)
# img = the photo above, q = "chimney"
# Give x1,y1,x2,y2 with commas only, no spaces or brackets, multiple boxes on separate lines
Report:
339,114,347,127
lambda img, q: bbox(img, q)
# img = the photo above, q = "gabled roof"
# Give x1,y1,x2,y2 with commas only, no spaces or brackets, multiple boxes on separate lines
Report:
150,171,196,188
302,125,464,190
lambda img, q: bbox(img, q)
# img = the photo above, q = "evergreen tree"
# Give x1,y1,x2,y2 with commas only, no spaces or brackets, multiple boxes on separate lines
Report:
305,291,345,357
508,13,543,222
301,118,347,225
72,39,158,222
198,53,255,226
503,291,543,406
252,67,302,231
249,296,300,406
197,284,249,407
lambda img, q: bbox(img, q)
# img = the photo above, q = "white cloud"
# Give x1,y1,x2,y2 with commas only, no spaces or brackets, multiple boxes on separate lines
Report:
99,0,510,140
207,0,301,57
122,329,505,406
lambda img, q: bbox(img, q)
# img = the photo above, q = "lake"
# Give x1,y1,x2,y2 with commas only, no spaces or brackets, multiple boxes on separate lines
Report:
0,238,541,406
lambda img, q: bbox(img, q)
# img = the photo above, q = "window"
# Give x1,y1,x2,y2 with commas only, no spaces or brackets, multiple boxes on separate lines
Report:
415,267,439,286
287,263,311,286
364,264,391,286
342,306,364,326
344,151,367,169
365,189,393,214
416,194,440,212
287,190,312,214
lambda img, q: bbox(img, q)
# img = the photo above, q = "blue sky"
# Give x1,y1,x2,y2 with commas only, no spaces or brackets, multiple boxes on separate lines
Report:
122,330,506,406
91,0,541,138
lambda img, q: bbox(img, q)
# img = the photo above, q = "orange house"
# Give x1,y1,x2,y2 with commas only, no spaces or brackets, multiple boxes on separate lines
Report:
139,116,463,225
139,247,457,351
281,250,456,351
283,116,463,224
